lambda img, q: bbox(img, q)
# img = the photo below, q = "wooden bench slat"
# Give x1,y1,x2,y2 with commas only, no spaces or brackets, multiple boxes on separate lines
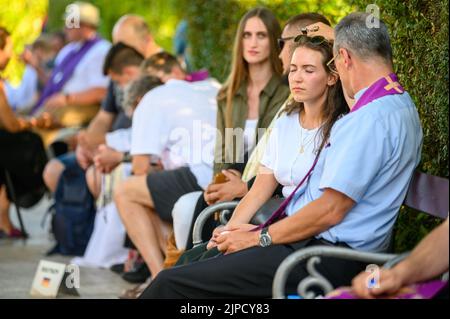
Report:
404,171,449,219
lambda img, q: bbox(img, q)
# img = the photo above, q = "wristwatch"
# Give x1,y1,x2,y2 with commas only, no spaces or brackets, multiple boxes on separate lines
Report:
259,227,272,247
122,151,132,163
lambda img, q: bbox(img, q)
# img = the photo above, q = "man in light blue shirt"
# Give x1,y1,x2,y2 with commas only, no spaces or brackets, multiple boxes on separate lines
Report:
139,12,423,298
288,88,422,252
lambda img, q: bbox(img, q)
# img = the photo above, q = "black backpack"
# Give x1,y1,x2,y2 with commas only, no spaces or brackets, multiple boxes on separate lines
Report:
47,163,96,256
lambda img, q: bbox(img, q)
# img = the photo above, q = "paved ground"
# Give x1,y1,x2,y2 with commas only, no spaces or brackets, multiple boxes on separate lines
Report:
0,196,134,299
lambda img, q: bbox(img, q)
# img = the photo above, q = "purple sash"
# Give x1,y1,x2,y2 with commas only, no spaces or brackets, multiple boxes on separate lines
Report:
31,37,102,115
186,69,209,82
326,280,447,299
252,73,405,231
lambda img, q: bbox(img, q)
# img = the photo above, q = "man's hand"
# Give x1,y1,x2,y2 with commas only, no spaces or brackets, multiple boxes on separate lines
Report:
43,93,67,111
216,224,259,255
75,130,97,169
351,268,405,299
93,144,124,174
75,144,93,170
204,170,248,205
304,22,335,41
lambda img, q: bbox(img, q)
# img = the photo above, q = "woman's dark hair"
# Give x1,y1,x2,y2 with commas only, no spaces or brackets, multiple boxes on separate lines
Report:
285,37,348,154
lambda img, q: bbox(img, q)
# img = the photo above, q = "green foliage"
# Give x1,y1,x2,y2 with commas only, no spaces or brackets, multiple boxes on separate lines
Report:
46,0,182,52
352,0,449,252
179,0,354,81
0,0,48,84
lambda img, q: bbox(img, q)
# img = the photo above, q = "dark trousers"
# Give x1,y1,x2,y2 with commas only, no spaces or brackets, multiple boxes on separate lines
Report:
139,238,366,298
0,130,47,200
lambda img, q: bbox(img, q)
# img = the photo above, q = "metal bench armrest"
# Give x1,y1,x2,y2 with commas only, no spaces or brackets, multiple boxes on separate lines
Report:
192,201,240,247
272,246,398,299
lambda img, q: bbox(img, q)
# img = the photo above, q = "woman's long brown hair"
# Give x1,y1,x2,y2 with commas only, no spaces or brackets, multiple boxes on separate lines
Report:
217,7,283,128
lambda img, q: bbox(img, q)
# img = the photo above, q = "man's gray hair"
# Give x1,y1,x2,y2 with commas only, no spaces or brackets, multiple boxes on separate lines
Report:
123,75,162,112
334,12,393,64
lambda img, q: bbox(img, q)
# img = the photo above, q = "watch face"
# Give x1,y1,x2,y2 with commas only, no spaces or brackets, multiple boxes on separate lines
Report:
260,234,271,247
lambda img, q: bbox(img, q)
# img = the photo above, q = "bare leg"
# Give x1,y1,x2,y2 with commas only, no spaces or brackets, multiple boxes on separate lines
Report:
114,175,167,277
0,186,13,233
86,165,101,199
42,159,65,193
148,211,172,255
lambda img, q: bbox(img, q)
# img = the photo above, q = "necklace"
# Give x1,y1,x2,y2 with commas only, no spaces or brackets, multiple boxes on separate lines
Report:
299,114,319,153
299,126,317,153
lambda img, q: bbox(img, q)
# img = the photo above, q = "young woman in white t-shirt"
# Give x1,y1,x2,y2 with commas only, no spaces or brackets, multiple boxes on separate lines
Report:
207,35,349,249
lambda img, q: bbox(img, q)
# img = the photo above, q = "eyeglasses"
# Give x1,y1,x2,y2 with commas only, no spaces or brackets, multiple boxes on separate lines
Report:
326,51,340,73
277,36,295,51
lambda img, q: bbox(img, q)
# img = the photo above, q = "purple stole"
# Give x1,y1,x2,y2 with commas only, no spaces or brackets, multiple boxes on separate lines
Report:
31,37,102,115
186,69,209,82
252,73,405,231
326,280,448,299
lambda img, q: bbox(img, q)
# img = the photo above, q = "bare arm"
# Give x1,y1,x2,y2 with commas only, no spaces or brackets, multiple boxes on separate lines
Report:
68,87,107,107
132,154,152,176
391,218,449,285
352,218,449,298
269,188,355,244
85,109,115,145
0,84,23,133
227,166,279,227
44,87,108,111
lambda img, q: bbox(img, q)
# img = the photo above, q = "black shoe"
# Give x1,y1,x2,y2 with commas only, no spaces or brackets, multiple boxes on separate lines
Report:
122,261,151,283
110,263,125,275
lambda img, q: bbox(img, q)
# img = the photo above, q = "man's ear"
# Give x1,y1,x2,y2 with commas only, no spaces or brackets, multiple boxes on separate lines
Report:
341,48,352,69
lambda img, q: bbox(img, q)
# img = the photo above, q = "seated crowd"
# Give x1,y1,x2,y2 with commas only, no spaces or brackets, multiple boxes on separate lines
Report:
0,1,447,299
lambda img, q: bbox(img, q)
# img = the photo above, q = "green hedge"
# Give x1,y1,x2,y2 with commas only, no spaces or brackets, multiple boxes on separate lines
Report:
352,0,449,251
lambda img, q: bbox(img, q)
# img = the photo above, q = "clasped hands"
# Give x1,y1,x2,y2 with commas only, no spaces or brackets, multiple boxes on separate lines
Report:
207,223,260,255
76,130,123,173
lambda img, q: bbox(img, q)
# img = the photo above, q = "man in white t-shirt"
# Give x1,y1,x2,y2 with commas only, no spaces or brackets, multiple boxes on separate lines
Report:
114,52,219,277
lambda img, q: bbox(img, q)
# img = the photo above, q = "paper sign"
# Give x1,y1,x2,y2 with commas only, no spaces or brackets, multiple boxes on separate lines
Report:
30,260,79,298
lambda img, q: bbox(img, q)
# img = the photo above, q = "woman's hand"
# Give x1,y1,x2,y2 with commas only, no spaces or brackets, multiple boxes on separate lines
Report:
204,170,248,205
216,223,259,254
206,225,226,250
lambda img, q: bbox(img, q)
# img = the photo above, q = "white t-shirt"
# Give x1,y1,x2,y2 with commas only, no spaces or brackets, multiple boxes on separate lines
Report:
55,39,111,94
5,65,38,111
260,111,321,198
131,79,220,189
105,128,131,152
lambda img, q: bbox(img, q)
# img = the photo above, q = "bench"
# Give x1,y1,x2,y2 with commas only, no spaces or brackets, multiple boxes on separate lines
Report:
190,171,449,298
272,170,449,298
